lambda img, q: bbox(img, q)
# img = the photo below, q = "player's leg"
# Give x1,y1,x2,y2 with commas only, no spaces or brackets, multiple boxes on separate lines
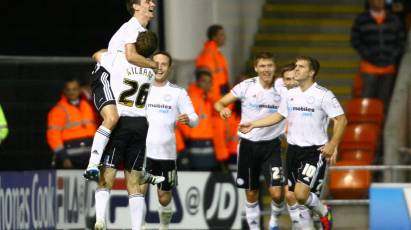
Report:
262,138,285,230
94,130,124,230
85,65,119,180
125,169,145,230
94,167,117,230
286,144,312,229
295,146,331,230
236,139,261,230
155,160,177,230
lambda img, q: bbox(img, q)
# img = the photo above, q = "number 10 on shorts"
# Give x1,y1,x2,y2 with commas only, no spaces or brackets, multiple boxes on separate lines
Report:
302,163,316,178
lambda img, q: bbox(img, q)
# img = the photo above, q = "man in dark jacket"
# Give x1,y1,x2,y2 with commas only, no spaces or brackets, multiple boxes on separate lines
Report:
351,0,405,112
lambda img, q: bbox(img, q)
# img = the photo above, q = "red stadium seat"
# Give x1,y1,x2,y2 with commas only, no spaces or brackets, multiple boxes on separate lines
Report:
339,149,375,165
329,160,371,199
345,98,384,128
339,123,379,153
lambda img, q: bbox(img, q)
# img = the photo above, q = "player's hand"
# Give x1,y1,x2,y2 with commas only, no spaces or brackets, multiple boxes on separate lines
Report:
149,60,159,73
239,122,254,134
62,159,73,169
219,108,232,119
177,114,190,125
329,148,338,165
318,142,337,161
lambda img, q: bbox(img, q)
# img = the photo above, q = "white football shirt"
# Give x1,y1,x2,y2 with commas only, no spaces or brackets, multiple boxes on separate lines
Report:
102,52,154,117
108,17,146,53
278,82,344,146
146,82,198,160
231,77,285,141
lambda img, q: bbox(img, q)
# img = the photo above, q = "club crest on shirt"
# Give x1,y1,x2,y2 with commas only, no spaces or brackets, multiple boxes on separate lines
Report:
274,94,281,102
306,96,315,104
164,94,172,102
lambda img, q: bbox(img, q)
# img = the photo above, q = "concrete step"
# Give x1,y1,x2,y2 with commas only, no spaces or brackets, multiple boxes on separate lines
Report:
263,3,362,14
259,18,353,28
252,46,357,55
259,25,351,34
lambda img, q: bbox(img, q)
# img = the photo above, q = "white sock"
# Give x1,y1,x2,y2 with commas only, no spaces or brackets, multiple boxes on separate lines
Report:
159,202,173,229
305,192,327,217
95,188,110,222
298,205,314,229
245,201,260,230
287,203,301,230
269,200,284,228
129,194,145,230
88,125,111,166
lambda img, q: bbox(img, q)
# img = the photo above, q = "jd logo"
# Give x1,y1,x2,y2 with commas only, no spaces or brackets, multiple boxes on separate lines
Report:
203,173,238,228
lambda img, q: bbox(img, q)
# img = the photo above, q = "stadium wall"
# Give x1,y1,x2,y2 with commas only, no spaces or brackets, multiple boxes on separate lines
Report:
164,0,265,83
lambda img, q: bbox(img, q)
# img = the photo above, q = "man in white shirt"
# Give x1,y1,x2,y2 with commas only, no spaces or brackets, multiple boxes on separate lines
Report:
140,51,198,230
215,52,286,230
85,0,158,180
92,31,163,230
240,56,347,230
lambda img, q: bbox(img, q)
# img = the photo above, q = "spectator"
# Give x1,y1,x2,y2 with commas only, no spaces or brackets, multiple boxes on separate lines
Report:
196,24,229,102
196,24,231,168
351,0,405,113
47,78,97,169
0,104,8,145
178,68,225,171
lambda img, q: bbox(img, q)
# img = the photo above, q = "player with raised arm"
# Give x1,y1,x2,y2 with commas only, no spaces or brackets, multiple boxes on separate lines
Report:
215,52,286,230
93,31,163,230
141,51,198,230
84,0,158,180
240,56,347,230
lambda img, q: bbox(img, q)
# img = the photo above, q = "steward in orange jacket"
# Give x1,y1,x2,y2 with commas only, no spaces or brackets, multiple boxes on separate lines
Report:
196,25,229,103
47,79,96,169
178,69,228,170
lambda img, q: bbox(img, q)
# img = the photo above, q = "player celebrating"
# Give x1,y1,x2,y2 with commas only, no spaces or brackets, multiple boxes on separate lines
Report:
140,51,198,230
93,31,162,230
215,52,286,230
84,0,158,180
240,56,347,230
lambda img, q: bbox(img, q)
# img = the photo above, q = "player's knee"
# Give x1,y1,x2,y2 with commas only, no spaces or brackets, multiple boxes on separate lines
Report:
294,190,309,205
98,178,114,190
245,190,259,203
159,194,172,206
285,191,297,204
103,113,119,129
269,188,284,203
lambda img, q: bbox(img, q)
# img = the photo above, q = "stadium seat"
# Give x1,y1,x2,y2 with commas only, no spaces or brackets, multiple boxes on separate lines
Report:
329,160,371,199
339,149,374,165
345,98,384,128
339,123,379,153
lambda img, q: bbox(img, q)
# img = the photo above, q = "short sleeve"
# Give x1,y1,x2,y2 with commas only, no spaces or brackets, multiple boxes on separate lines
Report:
231,82,244,99
322,91,344,118
123,25,140,45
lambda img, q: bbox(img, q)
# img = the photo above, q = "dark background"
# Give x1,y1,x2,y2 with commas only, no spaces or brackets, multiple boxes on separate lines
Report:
2,0,130,56
0,0,164,170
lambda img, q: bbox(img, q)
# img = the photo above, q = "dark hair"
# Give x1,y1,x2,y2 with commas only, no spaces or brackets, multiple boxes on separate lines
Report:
253,52,275,66
295,56,320,78
126,0,141,16
280,63,296,78
153,51,172,66
195,67,212,81
207,24,223,41
135,30,158,58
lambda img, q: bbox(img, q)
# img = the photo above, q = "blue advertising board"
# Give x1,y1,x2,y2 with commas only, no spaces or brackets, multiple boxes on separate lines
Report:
0,171,56,230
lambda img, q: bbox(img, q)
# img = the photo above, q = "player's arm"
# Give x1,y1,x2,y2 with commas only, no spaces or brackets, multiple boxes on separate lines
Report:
320,114,347,162
214,92,237,119
125,43,158,69
92,49,107,62
239,112,285,134
177,90,199,128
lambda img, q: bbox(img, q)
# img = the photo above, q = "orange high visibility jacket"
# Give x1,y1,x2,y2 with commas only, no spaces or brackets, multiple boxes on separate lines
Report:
47,96,97,153
179,83,229,161
226,112,240,155
175,128,185,153
196,40,229,103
